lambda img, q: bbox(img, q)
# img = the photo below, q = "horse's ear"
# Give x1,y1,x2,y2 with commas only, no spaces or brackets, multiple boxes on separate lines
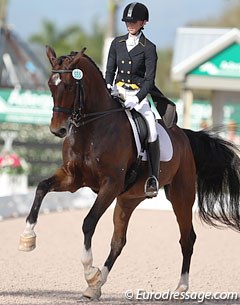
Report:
46,45,57,67
81,47,87,55
70,47,87,67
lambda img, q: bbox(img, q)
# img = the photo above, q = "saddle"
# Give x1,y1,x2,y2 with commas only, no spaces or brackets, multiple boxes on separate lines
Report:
124,109,148,190
130,109,149,148
114,97,173,191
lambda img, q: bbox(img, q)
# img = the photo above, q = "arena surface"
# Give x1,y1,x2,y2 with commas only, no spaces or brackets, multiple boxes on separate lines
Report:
0,207,239,304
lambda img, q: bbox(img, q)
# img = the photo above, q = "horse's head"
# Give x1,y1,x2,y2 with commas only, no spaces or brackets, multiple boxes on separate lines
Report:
46,46,108,138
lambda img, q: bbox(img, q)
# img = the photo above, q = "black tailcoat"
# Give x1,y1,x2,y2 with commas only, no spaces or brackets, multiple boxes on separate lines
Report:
105,33,176,122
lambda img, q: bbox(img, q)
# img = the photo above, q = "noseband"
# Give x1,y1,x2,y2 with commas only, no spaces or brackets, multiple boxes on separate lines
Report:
51,68,124,127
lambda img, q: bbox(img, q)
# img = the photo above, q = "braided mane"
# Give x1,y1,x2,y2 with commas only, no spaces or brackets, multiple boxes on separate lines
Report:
56,49,106,86
83,54,104,79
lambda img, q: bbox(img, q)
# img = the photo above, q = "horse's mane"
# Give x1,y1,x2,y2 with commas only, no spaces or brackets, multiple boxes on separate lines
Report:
57,49,106,86
83,53,104,79
82,53,107,87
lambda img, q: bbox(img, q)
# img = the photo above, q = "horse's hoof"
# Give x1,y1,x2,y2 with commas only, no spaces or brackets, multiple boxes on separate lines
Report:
85,267,102,287
82,286,101,300
83,267,102,300
175,284,188,293
19,234,36,251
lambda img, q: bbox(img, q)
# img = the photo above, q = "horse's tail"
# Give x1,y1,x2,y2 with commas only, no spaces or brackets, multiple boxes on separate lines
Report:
182,128,240,231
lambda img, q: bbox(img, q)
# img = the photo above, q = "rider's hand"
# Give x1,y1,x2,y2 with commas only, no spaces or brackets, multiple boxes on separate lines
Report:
124,96,139,110
107,84,118,97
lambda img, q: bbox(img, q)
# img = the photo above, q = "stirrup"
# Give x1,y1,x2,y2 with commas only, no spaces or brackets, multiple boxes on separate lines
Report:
144,175,159,198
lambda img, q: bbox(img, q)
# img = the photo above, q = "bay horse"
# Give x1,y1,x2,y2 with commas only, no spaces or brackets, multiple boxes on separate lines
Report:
19,46,240,300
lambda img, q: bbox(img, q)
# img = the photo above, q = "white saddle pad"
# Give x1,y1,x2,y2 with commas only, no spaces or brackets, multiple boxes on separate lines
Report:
126,110,173,162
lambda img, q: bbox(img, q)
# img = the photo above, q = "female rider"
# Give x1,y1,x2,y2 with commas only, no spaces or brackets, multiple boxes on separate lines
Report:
105,2,176,197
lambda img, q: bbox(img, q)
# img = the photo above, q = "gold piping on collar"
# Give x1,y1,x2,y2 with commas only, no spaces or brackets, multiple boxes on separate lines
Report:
118,36,146,47
118,34,146,46
139,37,146,47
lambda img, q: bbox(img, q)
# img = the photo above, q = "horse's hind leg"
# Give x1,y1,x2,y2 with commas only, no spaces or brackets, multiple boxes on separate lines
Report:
19,167,76,251
166,172,196,292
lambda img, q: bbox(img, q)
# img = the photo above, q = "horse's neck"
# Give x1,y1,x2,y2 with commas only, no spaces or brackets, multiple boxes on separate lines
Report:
86,83,117,112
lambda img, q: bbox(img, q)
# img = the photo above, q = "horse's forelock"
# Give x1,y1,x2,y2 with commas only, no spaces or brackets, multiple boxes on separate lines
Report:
55,52,78,67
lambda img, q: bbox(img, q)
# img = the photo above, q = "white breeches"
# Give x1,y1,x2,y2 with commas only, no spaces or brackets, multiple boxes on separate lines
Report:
117,85,158,143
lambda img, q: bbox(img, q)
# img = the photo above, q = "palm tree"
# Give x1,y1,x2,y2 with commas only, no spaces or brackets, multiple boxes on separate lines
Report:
29,20,104,66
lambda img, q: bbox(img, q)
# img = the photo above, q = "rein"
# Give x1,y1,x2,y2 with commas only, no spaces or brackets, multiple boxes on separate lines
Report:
51,69,125,127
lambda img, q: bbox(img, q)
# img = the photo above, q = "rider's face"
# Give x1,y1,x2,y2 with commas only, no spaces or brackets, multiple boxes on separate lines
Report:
126,20,146,35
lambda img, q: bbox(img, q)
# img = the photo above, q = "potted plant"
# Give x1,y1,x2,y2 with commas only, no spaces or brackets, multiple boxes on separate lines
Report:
0,132,29,196
0,152,29,196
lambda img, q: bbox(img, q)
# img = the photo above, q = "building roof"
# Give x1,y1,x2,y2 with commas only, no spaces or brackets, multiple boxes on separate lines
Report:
0,25,49,90
171,27,240,82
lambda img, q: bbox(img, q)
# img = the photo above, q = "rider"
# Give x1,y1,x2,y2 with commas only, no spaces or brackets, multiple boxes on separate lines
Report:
105,2,176,197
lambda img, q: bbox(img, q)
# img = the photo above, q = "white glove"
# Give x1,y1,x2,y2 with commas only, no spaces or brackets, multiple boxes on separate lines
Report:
107,84,118,97
124,96,139,110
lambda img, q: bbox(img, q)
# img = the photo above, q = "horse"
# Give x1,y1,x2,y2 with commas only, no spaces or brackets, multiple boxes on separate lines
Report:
19,46,240,300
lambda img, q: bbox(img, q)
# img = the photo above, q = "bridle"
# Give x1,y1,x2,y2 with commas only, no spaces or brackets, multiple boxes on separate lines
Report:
51,68,125,128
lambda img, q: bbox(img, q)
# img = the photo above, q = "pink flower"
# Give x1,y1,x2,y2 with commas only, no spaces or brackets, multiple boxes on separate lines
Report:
9,154,21,167
0,153,22,168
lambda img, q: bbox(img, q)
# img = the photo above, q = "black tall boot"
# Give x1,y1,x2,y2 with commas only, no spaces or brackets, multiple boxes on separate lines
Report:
144,137,160,198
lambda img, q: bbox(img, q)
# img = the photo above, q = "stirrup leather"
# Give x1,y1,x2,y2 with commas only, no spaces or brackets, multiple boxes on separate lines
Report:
144,175,159,198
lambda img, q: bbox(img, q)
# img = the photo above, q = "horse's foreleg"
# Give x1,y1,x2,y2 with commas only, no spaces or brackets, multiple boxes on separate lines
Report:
100,197,142,286
19,168,75,252
81,182,124,300
19,177,54,251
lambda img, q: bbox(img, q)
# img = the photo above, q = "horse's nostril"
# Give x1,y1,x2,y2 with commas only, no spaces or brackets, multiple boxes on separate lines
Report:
58,128,67,137
51,127,67,138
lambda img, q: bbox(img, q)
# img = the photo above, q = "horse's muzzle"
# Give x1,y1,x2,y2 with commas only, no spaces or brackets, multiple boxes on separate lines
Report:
50,126,68,138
